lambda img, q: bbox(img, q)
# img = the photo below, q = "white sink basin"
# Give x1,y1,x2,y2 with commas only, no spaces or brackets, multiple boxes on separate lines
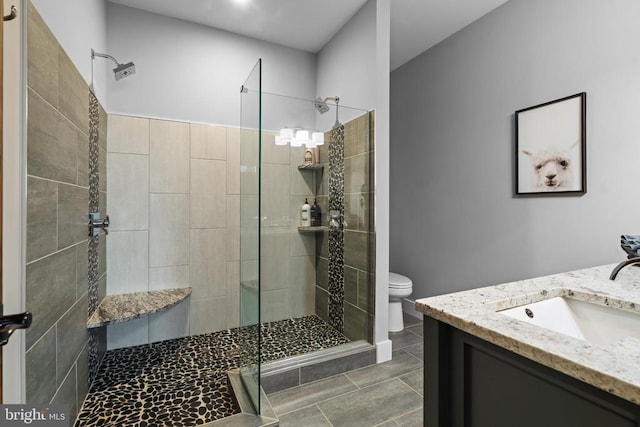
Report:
499,296,640,346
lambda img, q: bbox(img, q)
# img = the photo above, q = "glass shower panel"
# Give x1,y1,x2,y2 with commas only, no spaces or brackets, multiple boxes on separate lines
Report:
260,91,375,346
239,59,261,413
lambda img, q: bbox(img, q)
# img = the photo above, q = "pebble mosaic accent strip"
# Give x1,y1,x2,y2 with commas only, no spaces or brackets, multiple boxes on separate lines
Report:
75,315,348,426
88,92,101,386
328,125,346,332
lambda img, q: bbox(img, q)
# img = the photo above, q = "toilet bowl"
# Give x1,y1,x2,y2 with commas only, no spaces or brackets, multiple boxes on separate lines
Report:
389,272,413,332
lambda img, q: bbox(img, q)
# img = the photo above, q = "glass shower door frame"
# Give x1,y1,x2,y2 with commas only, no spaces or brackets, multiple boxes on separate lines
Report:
239,58,262,414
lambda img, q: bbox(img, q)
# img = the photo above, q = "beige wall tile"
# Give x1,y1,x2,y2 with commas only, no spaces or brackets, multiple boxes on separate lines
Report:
241,260,258,283
107,115,149,154
288,145,311,168
190,159,226,229
261,132,289,164
261,289,290,323
288,256,316,318
190,297,227,335
107,316,149,350
27,89,79,184
107,153,149,231
262,163,289,223
149,299,190,343
149,266,190,290
226,261,240,329
226,195,240,262
227,127,241,194
191,123,226,160
58,52,89,135
26,326,56,404
149,194,190,267
240,195,258,262
52,365,78,421
261,227,290,291
57,183,89,249
25,247,76,349
150,119,190,193
57,295,88,384
344,152,368,194
107,231,149,295
27,5,59,108
26,177,58,262
240,129,259,196
190,229,226,299
290,162,315,196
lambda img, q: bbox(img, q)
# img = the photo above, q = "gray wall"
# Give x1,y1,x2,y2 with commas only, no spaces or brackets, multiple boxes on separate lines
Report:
106,3,317,128
31,0,108,104
316,0,377,129
390,0,640,299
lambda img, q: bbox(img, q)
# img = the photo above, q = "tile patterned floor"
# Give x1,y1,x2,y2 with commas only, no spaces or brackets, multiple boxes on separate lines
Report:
268,314,424,427
75,315,349,426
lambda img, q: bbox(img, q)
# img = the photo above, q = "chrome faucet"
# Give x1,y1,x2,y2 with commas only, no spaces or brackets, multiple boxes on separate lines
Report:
609,257,640,280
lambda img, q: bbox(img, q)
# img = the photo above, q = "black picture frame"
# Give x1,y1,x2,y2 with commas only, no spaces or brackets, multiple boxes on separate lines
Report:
515,92,586,196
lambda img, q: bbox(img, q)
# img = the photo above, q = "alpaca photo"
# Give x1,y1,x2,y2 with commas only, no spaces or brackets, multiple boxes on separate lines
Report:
521,141,577,191
516,93,585,195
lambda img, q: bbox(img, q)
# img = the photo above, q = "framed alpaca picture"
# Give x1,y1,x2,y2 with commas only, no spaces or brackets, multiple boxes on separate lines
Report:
515,92,586,196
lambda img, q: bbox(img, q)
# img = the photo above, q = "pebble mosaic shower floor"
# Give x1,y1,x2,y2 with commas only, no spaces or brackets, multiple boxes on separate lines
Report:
74,315,349,426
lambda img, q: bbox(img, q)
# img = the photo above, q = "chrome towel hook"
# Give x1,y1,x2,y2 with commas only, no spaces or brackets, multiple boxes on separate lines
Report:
3,5,17,21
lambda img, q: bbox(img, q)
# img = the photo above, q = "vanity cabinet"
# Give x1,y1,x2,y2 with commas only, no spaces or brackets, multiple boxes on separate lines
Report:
424,316,640,427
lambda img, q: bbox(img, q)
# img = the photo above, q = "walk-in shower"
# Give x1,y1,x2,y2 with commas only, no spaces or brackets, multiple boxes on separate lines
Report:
71,58,375,425
239,59,376,415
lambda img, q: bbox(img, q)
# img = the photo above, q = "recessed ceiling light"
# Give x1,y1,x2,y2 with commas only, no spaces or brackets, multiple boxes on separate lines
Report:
232,0,251,8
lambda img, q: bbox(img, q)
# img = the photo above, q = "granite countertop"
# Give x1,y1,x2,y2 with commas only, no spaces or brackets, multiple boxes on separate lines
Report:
87,287,192,328
415,264,640,405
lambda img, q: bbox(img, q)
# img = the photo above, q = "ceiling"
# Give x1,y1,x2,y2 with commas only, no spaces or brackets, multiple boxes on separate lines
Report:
108,0,510,71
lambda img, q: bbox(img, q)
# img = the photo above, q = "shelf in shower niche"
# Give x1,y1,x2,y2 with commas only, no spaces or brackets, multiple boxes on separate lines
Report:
298,226,329,232
297,163,324,170
87,287,192,328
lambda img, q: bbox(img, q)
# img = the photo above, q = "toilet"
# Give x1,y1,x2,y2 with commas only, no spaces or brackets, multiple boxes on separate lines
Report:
389,272,413,332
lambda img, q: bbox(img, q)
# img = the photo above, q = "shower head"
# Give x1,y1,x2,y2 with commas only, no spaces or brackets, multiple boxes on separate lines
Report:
91,49,136,82
313,98,330,114
113,62,136,80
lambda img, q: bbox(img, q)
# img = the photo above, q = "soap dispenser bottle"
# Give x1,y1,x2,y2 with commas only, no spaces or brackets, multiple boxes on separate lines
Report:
301,198,311,226
311,199,321,226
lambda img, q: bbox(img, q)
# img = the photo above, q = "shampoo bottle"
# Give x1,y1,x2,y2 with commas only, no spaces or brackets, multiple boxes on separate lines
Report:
301,198,311,226
311,199,321,226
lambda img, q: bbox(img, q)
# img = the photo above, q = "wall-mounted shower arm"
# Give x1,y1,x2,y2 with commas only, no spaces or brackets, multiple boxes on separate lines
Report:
91,49,119,67
90,48,136,92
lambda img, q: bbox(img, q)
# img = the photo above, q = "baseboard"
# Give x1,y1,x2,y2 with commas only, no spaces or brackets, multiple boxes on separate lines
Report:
402,298,422,319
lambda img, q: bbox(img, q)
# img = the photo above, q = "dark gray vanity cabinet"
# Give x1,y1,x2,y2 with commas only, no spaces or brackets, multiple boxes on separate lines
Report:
424,316,640,427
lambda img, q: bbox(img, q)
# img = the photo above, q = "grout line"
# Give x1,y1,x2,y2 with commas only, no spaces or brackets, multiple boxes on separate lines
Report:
315,403,334,426
26,239,89,266
27,174,91,190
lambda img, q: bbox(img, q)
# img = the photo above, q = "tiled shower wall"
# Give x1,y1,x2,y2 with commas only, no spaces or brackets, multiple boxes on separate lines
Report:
106,120,317,347
24,2,107,420
257,135,316,323
316,112,375,342
105,115,242,349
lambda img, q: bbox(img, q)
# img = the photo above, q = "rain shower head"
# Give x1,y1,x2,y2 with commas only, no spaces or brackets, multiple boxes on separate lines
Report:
113,62,136,80
315,96,341,128
313,98,330,114
91,49,136,82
